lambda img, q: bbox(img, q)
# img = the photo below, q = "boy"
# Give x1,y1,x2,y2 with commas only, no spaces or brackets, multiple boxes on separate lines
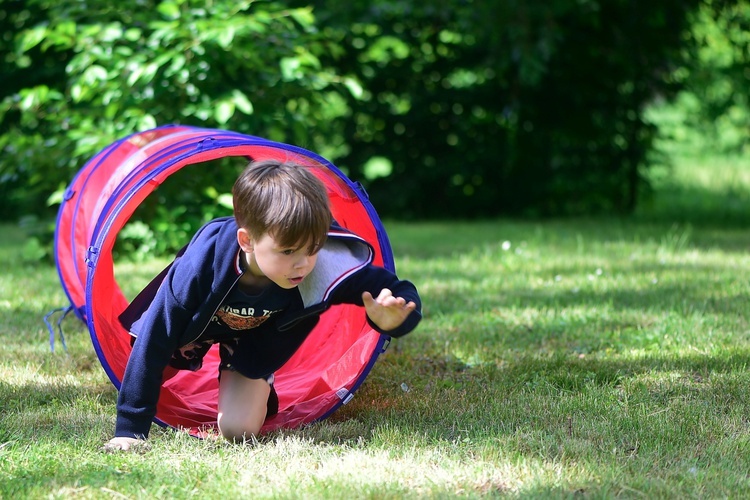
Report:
106,160,422,450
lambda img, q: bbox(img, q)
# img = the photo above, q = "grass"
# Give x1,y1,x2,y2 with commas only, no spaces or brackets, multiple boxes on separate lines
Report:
2,156,750,498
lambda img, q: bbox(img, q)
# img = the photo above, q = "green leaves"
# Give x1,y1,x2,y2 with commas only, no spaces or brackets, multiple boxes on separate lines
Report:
214,100,234,125
342,77,363,99
0,0,351,232
17,25,47,52
232,90,254,115
157,1,182,20
1,0,710,226
18,86,61,112
214,91,255,124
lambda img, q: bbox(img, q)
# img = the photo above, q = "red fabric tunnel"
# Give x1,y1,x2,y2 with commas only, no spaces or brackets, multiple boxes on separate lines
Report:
54,125,394,436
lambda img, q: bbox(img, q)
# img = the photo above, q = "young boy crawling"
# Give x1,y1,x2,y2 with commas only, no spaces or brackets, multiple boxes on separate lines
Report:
106,160,422,450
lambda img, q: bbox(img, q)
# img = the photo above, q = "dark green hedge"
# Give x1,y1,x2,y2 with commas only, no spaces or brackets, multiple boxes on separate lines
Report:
303,0,702,218
0,0,706,232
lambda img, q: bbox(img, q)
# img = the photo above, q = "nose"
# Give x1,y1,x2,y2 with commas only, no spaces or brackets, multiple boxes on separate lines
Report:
294,254,309,269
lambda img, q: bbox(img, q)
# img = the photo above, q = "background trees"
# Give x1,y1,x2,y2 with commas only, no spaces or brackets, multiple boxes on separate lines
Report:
1,0,745,251
300,0,702,218
0,0,355,221
647,0,750,158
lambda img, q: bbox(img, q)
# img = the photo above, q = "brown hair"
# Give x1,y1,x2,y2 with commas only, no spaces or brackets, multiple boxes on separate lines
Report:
232,160,332,254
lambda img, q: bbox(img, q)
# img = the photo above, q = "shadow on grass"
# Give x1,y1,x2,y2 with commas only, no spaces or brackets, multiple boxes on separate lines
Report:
516,276,747,316
318,346,750,440
388,162,750,260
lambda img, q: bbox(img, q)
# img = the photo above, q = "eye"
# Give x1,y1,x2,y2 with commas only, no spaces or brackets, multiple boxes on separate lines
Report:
281,249,295,256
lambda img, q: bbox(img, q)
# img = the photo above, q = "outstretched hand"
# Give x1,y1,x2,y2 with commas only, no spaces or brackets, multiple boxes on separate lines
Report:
362,288,417,332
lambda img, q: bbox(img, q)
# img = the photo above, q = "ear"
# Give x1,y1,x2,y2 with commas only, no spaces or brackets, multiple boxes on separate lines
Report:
237,227,254,253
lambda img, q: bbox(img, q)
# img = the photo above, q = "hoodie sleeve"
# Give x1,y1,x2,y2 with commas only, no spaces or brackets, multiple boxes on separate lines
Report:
331,265,422,338
114,219,234,439
114,259,202,439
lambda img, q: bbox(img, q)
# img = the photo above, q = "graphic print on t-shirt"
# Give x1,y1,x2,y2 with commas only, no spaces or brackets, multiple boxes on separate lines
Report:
202,283,292,340
215,305,279,330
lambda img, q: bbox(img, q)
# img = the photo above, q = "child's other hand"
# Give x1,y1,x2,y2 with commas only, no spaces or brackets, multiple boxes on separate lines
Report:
103,437,150,453
362,288,417,332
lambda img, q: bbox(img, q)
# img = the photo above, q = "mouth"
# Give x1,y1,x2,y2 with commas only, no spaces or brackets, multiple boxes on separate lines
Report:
289,276,305,285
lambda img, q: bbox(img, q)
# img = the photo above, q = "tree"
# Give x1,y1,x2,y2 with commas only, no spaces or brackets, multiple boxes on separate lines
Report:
652,0,750,156
297,0,701,217
0,0,358,222
1,0,708,228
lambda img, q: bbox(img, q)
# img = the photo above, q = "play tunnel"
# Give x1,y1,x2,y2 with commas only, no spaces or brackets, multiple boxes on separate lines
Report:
53,125,393,435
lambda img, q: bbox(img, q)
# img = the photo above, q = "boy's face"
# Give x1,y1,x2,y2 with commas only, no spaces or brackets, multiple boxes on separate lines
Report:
237,229,319,289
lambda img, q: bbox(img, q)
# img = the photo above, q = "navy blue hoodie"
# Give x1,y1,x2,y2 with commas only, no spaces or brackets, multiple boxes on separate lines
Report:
115,217,421,438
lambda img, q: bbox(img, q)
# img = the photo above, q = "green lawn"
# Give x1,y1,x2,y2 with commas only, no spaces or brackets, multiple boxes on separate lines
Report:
2,157,750,498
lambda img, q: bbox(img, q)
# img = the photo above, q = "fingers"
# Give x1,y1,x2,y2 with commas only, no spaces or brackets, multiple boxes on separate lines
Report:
362,289,417,331
103,442,127,453
402,300,417,313
362,289,415,311
376,289,410,309
102,437,151,453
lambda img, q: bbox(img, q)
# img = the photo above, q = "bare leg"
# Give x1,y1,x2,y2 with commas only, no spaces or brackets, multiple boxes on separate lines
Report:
217,370,270,442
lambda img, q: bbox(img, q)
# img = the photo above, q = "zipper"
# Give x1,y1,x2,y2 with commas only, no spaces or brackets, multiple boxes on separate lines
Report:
180,272,243,347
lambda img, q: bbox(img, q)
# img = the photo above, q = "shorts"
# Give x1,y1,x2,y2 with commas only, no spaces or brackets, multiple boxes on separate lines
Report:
169,338,278,416
169,337,275,382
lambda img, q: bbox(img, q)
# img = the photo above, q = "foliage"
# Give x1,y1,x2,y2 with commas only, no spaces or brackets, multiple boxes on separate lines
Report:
0,0,732,246
647,0,750,157
0,0,356,225
111,156,242,260
299,0,701,218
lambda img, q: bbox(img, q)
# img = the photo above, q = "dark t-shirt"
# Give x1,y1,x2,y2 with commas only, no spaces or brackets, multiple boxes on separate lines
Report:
201,283,292,341
169,283,295,372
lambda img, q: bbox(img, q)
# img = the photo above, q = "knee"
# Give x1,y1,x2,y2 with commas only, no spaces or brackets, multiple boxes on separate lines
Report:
217,412,263,443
